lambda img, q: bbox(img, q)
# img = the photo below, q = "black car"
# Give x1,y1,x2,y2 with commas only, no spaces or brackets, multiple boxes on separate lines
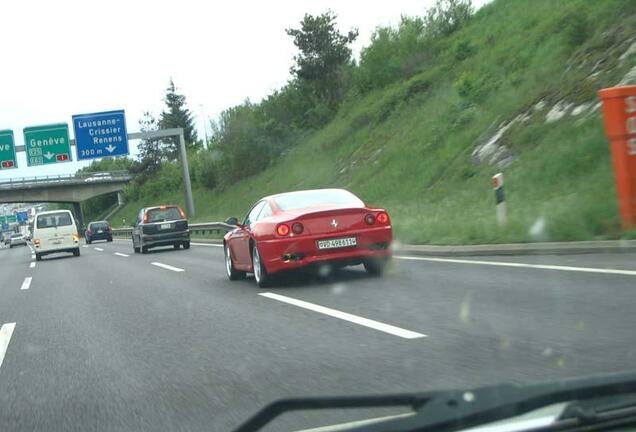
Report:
85,221,113,244
132,205,190,254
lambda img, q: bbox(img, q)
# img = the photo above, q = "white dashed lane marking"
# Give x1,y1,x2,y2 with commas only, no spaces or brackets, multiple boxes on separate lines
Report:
151,262,185,272
114,252,129,257
20,277,32,291
259,292,427,339
94,247,104,252
395,256,636,277
0,323,16,370
29,262,35,269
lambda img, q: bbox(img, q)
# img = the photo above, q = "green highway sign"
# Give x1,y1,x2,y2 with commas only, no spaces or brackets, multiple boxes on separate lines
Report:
0,130,17,169
0,215,17,224
24,123,72,166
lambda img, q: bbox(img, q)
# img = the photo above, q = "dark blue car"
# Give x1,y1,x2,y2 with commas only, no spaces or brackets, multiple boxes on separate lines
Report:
85,221,113,244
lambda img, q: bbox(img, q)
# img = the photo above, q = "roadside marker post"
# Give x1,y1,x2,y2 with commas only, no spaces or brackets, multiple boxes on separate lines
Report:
598,85,636,229
493,173,507,226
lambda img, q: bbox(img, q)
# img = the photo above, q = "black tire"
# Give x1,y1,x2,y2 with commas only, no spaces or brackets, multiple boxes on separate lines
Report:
141,245,149,254
252,245,271,288
183,241,190,250
134,246,140,253
107,238,113,242
224,244,246,281
36,253,42,261
173,243,180,250
363,257,389,276
9,245,12,249
73,248,81,257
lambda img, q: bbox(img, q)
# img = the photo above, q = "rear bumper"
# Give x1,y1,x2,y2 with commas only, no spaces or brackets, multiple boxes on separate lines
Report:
141,231,190,248
87,232,112,241
10,241,27,246
36,243,79,254
259,226,392,274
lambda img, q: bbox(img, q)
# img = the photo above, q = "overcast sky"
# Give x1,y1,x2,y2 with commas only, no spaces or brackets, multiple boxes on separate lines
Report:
0,0,490,180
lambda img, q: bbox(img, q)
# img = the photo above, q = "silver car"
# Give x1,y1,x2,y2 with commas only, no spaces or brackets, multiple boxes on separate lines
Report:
9,233,27,248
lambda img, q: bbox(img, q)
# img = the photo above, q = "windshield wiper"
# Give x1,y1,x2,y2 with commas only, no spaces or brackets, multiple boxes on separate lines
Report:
233,370,636,432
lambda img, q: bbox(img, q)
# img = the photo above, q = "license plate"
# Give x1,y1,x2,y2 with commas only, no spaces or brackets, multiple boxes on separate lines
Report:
317,237,357,250
97,230,103,233
160,223,172,230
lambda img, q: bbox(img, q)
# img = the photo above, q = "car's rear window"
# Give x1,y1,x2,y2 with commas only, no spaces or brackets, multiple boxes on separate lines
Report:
146,207,183,223
91,222,108,229
36,212,73,229
274,190,364,211
11,234,22,238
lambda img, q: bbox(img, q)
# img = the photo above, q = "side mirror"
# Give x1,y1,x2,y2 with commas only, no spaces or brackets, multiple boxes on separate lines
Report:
225,217,239,226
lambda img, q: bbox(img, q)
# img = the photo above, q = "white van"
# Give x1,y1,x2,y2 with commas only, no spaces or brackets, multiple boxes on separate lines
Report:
33,210,81,261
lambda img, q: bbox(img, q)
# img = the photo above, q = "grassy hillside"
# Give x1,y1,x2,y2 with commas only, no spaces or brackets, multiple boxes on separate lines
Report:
112,0,636,244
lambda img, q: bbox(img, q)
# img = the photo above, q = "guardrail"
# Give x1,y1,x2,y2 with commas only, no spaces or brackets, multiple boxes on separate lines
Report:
0,171,132,189
111,222,236,238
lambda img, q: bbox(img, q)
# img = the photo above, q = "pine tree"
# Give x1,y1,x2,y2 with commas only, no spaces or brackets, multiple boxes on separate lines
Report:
136,111,162,174
159,79,201,159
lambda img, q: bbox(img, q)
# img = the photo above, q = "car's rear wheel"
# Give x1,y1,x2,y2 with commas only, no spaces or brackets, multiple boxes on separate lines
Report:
141,245,149,254
133,246,140,253
225,244,245,281
363,257,389,276
73,248,80,257
173,243,180,250
183,241,190,250
86,239,91,244
252,245,271,288
35,253,42,261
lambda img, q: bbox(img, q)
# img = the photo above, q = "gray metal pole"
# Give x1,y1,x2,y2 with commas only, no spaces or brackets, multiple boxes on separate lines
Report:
178,132,195,217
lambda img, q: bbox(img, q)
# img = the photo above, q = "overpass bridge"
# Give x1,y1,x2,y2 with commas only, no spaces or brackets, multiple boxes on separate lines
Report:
0,171,133,229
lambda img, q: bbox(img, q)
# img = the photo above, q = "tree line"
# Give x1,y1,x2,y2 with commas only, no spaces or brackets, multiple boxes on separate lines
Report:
80,0,474,210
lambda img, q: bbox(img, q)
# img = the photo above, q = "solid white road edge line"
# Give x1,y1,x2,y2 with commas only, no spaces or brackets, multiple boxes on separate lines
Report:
190,242,223,247
31,255,35,260
114,252,129,257
395,256,636,276
20,277,32,290
0,322,16,370
29,262,35,269
94,247,104,252
259,292,426,339
151,262,185,272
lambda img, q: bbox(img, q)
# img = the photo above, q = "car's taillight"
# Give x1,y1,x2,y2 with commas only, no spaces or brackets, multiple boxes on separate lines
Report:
365,214,376,225
178,207,186,219
377,212,390,224
34,238,40,245
292,222,304,234
276,224,290,236
72,233,79,242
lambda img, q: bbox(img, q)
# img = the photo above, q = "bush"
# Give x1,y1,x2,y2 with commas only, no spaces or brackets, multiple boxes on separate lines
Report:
562,11,589,47
194,150,218,189
453,39,474,61
424,0,474,38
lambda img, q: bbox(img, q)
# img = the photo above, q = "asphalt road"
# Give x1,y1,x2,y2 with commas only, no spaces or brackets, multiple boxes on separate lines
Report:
1,239,636,431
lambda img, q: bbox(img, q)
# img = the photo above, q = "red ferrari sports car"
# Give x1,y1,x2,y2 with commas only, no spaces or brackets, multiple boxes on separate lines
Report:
223,188,392,287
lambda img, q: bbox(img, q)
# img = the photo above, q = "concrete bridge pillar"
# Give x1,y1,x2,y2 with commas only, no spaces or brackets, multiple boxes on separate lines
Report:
72,203,85,234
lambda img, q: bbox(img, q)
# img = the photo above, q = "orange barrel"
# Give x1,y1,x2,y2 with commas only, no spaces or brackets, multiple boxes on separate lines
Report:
598,85,636,229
